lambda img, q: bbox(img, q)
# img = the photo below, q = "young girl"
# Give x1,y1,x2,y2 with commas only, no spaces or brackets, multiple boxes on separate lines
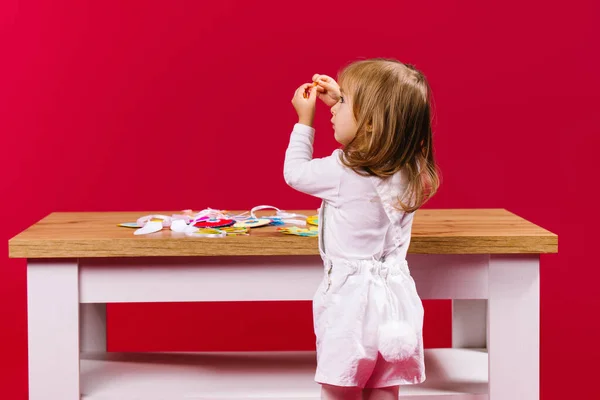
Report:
284,58,440,400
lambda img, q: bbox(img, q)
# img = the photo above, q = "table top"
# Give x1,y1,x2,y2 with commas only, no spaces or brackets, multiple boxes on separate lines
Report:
8,209,558,258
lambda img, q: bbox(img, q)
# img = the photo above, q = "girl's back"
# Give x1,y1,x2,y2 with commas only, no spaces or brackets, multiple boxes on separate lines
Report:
320,149,415,262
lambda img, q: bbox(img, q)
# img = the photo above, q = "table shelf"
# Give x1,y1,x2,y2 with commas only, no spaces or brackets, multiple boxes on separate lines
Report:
81,348,488,400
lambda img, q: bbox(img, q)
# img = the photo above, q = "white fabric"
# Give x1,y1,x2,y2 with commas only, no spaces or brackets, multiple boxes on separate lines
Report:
313,250,425,388
284,123,426,388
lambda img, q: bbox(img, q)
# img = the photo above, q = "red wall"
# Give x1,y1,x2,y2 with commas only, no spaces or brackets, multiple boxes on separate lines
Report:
1,0,598,398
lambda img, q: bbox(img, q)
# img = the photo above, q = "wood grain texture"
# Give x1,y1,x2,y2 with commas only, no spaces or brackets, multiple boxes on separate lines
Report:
8,209,557,258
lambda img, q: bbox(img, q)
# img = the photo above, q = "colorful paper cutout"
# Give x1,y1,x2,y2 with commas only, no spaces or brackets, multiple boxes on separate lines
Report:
306,215,319,226
233,218,271,228
277,226,319,237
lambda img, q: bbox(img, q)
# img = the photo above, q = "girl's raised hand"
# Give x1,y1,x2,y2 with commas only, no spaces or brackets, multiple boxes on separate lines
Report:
312,74,341,107
291,83,318,127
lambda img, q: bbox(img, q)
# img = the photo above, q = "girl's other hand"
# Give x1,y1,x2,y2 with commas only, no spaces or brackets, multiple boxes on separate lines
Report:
312,74,341,107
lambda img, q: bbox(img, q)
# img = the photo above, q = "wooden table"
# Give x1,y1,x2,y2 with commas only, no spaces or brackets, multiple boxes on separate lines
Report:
8,209,557,400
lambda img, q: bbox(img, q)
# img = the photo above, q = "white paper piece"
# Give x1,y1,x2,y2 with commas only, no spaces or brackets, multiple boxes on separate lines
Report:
284,219,307,226
250,205,307,220
170,219,189,232
136,214,171,228
134,221,163,235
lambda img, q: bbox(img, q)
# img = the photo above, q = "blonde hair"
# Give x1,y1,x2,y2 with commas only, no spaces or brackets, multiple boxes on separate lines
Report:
338,58,440,213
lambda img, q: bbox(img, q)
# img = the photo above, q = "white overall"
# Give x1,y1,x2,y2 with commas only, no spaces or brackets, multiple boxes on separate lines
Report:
282,123,426,388
312,179,426,388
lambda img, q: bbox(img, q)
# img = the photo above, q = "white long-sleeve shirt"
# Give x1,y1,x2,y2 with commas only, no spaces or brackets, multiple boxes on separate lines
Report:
284,123,415,261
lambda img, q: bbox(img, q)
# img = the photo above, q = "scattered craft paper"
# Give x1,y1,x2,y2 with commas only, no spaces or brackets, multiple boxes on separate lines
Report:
277,226,319,237
123,206,314,236
118,222,140,228
194,219,235,228
306,215,319,226
186,228,227,238
170,219,199,234
219,226,250,236
233,218,271,228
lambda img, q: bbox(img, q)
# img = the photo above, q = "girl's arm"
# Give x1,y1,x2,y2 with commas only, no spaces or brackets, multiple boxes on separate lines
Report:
283,123,342,204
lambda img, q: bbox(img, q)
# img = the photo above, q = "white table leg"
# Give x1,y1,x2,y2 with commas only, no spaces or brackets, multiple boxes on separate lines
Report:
80,303,106,352
452,299,487,348
27,260,80,400
488,255,539,400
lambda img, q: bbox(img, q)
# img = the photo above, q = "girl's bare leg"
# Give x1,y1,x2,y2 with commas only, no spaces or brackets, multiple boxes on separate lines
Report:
362,386,400,400
321,384,362,400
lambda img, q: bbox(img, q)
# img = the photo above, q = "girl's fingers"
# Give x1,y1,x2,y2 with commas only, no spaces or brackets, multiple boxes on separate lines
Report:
296,83,311,98
313,74,335,84
318,81,334,91
307,85,318,100
301,82,319,98
294,84,307,100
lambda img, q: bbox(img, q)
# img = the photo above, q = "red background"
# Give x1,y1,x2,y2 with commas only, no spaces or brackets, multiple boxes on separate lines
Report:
1,0,598,398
